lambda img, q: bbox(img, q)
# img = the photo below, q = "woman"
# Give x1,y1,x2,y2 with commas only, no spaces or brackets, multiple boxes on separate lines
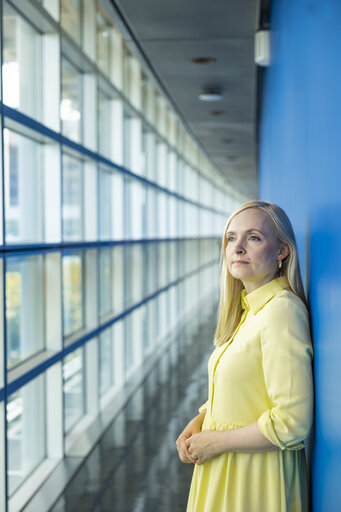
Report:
176,201,314,512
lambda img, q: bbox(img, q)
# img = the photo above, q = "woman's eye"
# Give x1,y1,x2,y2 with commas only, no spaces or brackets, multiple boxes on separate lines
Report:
249,235,260,241
227,236,235,242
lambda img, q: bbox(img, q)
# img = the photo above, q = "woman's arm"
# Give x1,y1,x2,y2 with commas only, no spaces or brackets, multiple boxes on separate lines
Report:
185,420,279,465
176,410,206,463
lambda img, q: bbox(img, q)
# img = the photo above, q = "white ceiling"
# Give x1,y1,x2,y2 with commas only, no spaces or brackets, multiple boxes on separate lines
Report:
112,0,259,198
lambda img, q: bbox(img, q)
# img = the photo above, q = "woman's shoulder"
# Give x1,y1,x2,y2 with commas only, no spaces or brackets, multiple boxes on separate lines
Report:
260,287,309,323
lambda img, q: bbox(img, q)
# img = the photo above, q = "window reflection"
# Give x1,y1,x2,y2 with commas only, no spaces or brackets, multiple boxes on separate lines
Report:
62,154,83,241
61,0,81,45
7,375,45,496
99,329,112,394
2,1,42,120
112,246,124,314
99,248,112,317
63,253,83,337
98,91,111,158
63,348,85,432
4,130,43,243
61,58,82,142
97,8,110,76
6,255,44,368
99,167,112,239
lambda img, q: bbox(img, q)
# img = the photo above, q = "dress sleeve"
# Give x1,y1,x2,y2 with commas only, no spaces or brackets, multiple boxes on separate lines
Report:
257,296,314,451
198,400,208,414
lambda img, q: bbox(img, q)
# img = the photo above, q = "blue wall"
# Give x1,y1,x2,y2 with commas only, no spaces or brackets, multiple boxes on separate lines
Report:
259,1,341,510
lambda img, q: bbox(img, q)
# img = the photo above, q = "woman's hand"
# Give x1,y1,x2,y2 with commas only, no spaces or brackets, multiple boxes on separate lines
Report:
176,412,206,464
185,430,223,465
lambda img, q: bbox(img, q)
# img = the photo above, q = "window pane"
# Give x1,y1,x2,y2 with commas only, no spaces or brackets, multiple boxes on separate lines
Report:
61,58,82,142
62,154,83,241
63,348,85,432
2,1,42,120
61,0,81,45
99,248,111,318
124,314,132,371
99,329,112,394
7,375,45,496
98,92,111,158
99,167,111,239
4,130,43,244
6,255,44,368
97,8,110,76
63,253,83,337
112,246,124,314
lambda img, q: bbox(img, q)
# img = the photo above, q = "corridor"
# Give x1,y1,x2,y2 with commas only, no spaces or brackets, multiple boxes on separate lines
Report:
49,301,217,512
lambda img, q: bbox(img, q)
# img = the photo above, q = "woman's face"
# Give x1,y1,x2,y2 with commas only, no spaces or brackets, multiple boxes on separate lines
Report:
225,208,288,294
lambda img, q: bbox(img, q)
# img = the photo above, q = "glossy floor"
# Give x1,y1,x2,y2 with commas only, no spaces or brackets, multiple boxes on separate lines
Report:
51,304,217,512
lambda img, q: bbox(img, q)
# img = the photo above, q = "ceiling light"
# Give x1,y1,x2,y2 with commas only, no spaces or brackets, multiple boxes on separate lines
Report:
211,110,226,116
192,57,216,65
199,89,223,102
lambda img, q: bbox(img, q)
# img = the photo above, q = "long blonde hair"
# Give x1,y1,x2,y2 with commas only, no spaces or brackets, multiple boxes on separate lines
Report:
214,200,307,347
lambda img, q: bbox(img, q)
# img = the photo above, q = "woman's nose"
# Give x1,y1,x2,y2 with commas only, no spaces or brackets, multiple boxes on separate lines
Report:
235,242,245,254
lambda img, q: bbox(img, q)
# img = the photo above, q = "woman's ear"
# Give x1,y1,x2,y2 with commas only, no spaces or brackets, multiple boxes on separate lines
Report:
278,244,290,259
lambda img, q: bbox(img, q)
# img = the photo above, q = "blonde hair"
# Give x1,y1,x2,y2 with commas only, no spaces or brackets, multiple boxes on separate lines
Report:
214,200,307,347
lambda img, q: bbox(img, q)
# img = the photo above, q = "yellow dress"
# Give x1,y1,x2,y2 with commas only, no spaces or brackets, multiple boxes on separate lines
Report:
186,276,314,512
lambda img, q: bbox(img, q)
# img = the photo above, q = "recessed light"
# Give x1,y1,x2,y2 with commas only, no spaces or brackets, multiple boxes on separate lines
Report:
199,89,223,102
192,57,216,65
211,110,226,116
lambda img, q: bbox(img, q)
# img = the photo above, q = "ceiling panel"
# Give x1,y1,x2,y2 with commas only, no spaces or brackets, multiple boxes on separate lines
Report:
113,0,259,198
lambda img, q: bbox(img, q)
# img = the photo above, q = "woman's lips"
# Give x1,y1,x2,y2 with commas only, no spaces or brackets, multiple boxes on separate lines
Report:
233,261,249,264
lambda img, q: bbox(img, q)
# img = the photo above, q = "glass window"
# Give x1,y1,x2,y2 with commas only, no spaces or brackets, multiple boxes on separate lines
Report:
63,253,83,337
123,47,133,101
124,314,132,371
7,375,45,496
158,242,168,289
62,153,83,241
146,187,157,238
98,91,111,159
97,7,110,76
146,243,158,296
4,129,43,244
99,328,112,394
61,58,82,143
123,110,132,170
63,348,85,432
112,246,124,315
157,191,168,238
130,181,146,239
99,248,112,318
6,255,44,369
124,245,133,309
130,244,142,305
2,1,42,120
99,167,112,239
61,0,81,45
168,241,177,283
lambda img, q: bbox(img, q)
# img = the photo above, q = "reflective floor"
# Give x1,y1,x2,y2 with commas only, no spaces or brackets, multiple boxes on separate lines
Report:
51,303,217,512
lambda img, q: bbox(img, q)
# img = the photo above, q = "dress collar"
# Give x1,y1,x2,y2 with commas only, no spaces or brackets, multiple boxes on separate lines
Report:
240,276,290,314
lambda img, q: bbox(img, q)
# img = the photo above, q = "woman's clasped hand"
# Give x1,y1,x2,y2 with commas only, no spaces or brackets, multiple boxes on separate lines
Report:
184,430,223,465
176,412,209,464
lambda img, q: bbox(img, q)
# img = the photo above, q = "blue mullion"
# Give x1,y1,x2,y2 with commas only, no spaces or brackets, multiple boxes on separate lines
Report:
0,236,221,256
6,256,218,396
1,102,227,217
